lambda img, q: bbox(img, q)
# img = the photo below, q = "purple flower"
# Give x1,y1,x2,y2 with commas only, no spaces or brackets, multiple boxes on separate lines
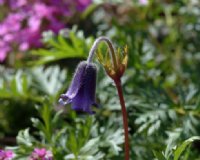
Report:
0,42,10,62
1,13,24,33
0,0,4,5
0,149,14,160
18,28,42,48
76,0,92,12
0,0,92,62
29,148,53,160
59,61,98,114
9,0,27,9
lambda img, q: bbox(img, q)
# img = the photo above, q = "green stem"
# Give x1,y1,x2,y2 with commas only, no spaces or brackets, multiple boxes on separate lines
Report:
114,79,130,160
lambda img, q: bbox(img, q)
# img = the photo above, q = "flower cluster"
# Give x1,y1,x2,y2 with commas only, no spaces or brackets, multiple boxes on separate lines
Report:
0,149,14,160
0,0,92,62
28,148,53,160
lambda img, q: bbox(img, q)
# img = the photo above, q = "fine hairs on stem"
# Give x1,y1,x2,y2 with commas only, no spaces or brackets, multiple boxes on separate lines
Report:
87,36,130,160
87,36,118,69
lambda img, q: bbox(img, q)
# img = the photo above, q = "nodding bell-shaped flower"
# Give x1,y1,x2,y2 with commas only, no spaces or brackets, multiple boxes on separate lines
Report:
59,61,98,114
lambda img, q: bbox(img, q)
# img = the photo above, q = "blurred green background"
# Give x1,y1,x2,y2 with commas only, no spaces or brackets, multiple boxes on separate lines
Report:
0,0,200,159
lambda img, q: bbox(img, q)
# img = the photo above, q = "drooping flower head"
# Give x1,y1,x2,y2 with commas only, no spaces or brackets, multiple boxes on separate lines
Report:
0,149,14,160
59,36,129,159
59,61,97,114
28,148,53,160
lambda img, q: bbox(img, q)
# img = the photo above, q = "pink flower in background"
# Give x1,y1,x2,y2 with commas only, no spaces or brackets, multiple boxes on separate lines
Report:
33,3,54,19
29,148,53,160
0,0,5,5
1,13,24,33
0,0,92,62
18,28,42,49
139,0,148,5
0,42,11,62
76,0,92,11
9,0,27,9
0,149,14,160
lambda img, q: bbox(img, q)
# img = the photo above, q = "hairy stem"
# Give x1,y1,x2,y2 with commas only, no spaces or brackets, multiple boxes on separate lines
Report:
87,36,130,159
114,79,130,160
87,36,118,69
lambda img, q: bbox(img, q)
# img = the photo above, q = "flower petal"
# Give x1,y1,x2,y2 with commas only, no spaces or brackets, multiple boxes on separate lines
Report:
59,61,87,106
71,63,97,114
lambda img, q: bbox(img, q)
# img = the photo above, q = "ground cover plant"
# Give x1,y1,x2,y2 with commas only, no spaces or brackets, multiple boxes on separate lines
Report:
0,0,200,159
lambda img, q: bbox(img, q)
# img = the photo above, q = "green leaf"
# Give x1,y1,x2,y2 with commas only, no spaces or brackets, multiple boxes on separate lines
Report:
29,29,93,65
68,131,78,156
174,136,200,160
31,66,66,95
153,150,166,160
80,137,100,155
16,129,34,147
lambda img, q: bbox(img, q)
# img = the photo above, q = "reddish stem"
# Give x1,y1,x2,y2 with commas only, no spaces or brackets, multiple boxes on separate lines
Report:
114,79,130,160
